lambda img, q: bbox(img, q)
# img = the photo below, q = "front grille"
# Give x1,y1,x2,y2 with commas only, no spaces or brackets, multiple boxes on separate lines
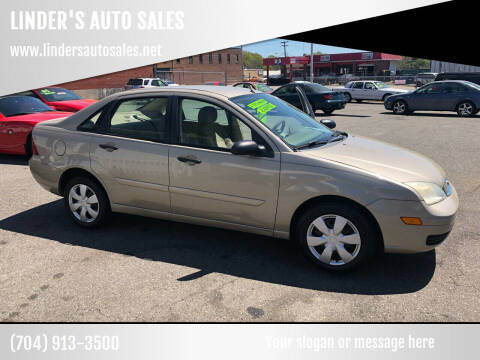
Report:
426,231,451,246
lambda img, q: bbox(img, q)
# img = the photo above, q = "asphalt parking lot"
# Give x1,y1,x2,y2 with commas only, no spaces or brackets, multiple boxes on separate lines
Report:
1,101,479,322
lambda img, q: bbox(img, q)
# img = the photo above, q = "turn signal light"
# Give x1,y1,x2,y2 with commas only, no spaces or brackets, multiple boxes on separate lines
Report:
401,217,423,225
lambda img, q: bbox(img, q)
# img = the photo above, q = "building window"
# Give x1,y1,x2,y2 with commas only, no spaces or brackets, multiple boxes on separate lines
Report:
199,54,203,64
188,56,193,64
227,54,231,64
218,54,222,64
235,54,239,64
209,53,213,64
176,59,180,64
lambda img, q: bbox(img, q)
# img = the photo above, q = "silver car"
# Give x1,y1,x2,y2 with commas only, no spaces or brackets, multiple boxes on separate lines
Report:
333,81,408,102
29,86,458,271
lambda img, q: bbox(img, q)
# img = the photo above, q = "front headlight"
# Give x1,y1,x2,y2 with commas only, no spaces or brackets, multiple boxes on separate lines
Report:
405,182,446,205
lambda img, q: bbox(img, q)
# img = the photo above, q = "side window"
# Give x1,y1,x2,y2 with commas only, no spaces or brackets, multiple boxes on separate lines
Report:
178,98,260,151
78,110,103,131
418,83,443,94
143,79,149,85
275,84,295,95
443,83,466,93
365,82,376,90
352,82,364,89
107,97,168,142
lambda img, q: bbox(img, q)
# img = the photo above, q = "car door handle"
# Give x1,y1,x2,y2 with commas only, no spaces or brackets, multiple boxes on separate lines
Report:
177,156,201,165
99,143,118,152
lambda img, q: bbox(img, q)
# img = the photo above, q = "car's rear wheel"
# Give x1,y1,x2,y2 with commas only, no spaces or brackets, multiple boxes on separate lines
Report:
64,176,110,228
343,92,352,102
392,100,408,115
457,101,475,117
294,202,378,272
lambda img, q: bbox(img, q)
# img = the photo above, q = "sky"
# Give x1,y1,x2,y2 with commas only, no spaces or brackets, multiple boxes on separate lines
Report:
242,38,365,57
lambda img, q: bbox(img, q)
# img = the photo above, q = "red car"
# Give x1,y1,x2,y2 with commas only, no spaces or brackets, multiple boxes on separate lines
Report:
18,87,96,112
0,96,73,156
232,82,273,94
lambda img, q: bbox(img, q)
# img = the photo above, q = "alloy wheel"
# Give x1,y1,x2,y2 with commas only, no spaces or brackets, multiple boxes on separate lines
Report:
458,102,473,116
306,214,361,266
68,184,99,223
393,101,406,114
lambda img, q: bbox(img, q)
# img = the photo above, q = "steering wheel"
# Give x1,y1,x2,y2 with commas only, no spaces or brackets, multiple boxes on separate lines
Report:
272,120,286,136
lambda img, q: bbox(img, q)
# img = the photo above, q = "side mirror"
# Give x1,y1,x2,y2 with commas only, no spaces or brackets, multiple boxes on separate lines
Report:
320,119,336,129
231,140,265,156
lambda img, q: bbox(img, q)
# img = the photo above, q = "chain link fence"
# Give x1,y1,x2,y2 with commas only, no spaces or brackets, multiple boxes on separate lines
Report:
155,70,233,85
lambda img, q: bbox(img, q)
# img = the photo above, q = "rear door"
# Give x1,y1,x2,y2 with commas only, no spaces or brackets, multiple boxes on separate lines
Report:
350,81,365,99
88,95,172,212
168,95,280,230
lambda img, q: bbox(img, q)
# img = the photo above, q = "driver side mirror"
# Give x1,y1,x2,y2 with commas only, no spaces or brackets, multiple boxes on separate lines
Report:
320,119,336,129
231,140,265,156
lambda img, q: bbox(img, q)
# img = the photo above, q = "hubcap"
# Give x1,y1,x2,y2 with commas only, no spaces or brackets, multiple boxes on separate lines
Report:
459,103,472,115
68,184,99,223
307,214,361,266
393,101,405,113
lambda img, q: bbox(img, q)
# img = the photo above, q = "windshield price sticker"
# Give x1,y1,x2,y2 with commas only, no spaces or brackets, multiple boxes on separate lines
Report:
40,89,56,95
247,99,276,123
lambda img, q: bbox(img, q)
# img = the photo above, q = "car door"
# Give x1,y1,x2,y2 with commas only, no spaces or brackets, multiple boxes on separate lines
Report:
350,81,365,99
88,96,172,212
168,95,280,230
410,83,445,110
363,82,379,100
440,82,468,110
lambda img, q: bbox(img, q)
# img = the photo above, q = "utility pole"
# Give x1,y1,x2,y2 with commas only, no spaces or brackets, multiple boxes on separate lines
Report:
280,40,288,58
310,43,314,82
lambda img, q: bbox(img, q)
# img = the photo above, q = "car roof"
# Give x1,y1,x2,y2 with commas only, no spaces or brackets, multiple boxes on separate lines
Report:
118,85,253,98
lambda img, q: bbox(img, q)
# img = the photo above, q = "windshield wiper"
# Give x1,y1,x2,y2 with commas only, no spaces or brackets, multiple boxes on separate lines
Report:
293,134,345,150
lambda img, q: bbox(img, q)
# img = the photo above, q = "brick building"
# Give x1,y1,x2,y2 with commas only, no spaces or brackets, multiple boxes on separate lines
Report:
155,47,243,85
55,47,243,93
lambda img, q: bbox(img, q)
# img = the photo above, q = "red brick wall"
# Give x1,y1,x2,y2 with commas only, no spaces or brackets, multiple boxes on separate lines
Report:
54,47,243,90
55,64,154,90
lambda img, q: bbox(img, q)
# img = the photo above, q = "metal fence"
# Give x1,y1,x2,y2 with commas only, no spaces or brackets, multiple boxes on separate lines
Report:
286,74,421,86
154,70,237,85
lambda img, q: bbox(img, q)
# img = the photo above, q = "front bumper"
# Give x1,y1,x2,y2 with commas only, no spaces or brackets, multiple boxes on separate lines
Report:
367,185,458,253
384,99,394,110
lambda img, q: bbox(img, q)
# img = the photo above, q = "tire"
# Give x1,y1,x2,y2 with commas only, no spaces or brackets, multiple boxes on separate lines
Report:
24,134,33,159
63,176,110,228
382,93,392,102
456,101,475,117
392,100,408,115
343,92,352,102
294,202,379,272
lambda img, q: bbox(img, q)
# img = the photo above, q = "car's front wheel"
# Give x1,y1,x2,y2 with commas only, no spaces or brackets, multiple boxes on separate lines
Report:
392,100,408,115
64,176,110,228
294,202,378,272
457,101,475,117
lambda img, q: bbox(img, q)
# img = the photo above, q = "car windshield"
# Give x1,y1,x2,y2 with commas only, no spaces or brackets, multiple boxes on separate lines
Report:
255,83,272,92
230,93,334,148
0,96,52,117
374,81,389,89
37,87,81,101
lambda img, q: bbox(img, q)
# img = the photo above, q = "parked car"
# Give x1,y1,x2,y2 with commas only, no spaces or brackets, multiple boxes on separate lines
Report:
385,80,480,117
0,96,72,156
204,81,225,86
29,85,457,271
233,82,273,93
15,87,96,112
415,72,437,87
124,78,167,90
272,81,346,114
435,72,480,86
333,81,408,102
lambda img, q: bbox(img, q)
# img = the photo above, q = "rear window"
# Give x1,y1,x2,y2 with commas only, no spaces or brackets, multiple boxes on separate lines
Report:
127,79,143,86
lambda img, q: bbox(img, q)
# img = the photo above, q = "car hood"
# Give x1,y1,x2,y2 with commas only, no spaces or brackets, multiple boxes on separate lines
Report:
47,99,96,111
5,111,73,124
303,134,445,185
